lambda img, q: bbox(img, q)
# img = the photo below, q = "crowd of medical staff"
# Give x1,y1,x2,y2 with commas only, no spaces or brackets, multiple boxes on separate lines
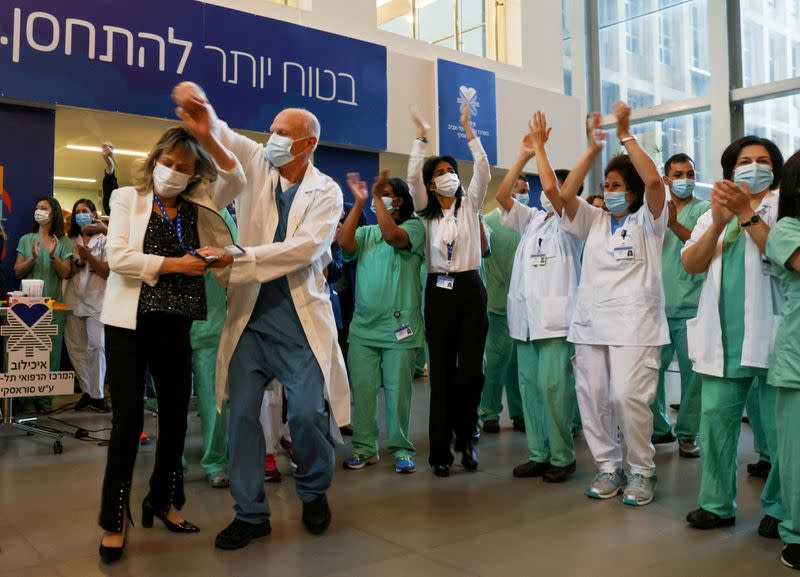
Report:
9,81,800,571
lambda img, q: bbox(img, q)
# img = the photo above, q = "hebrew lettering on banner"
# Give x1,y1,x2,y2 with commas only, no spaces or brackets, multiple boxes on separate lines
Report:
0,299,75,398
0,0,387,150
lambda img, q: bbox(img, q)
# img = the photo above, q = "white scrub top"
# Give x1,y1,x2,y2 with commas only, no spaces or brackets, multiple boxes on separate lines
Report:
560,196,670,347
502,201,583,341
63,233,107,320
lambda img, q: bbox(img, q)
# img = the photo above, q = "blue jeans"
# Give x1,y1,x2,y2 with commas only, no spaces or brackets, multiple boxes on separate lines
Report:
228,327,334,523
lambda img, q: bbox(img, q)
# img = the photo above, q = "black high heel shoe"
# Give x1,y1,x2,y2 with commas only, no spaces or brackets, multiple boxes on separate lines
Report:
99,508,132,564
141,498,199,533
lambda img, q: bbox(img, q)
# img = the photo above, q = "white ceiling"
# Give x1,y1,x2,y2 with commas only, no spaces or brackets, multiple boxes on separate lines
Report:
53,106,268,194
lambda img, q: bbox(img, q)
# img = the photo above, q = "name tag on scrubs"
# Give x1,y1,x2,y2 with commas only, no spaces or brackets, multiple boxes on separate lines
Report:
395,324,414,341
614,246,635,261
530,253,547,267
436,275,454,290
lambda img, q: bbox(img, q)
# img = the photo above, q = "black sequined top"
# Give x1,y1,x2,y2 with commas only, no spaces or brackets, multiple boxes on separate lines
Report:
137,202,206,320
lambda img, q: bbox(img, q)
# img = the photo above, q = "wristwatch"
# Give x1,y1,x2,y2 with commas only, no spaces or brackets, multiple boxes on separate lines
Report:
740,214,761,228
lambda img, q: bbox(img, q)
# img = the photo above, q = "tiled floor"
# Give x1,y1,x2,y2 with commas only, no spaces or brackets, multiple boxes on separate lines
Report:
0,381,790,577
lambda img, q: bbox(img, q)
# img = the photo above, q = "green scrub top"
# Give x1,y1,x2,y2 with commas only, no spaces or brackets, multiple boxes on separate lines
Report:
663,196,710,318
719,220,768,379
344,218,426,349
480,209,520,315
190,209,238,349
16,233,73,301
766,217,800,390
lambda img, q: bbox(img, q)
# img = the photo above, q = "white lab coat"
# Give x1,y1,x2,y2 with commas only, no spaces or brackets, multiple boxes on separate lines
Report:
560,196,670,347
682,190,783,377
501,201,583,341
101,166,244,331
209,116,351,430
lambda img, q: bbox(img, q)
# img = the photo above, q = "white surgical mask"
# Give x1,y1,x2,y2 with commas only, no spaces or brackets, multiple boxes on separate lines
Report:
433,173,460,197
516,193,530,206
153,162,191,198
265,133,302,168
734,162,774,195
371,196,395,215
540,192,554,214
34,209,51,225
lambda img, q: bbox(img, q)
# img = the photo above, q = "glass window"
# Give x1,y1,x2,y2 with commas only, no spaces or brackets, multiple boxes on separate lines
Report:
744,94,800,157
601,110,713,185
598,0,709,114
378,0,414,38
740,0,800,87
418,0,456,48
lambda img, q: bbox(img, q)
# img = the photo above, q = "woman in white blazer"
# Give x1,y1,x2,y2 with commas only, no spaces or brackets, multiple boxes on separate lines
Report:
682,136,784,534
97,125,244,564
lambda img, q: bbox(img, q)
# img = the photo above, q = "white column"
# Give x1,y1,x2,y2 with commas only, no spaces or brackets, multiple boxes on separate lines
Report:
708,0,732,181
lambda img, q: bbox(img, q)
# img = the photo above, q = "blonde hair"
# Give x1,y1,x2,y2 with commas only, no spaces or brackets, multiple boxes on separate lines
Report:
135,127,218,194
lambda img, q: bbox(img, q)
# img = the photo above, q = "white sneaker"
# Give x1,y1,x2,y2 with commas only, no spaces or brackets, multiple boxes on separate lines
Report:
586,469,627,499
623,474,657,506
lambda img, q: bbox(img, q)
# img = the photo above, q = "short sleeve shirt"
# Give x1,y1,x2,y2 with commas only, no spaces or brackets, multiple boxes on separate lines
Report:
16,233,73,301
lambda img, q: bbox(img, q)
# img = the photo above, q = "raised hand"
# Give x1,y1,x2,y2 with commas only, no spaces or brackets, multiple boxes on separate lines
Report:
409,105,430,139
530,111,552,151
716,179,752,219
613,101,632,140
101,142,115,174
710,183,734,228
177,96,212,140
371,169,391,198
588,112,607,153
346,172,368,204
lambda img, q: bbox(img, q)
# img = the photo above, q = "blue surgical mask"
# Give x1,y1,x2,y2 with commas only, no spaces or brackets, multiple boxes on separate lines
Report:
265,134,299,168
516,193,530,206
604,192,630,216
734,162,774,195
370,196,395,215
75,213,93,229
670,179,695,199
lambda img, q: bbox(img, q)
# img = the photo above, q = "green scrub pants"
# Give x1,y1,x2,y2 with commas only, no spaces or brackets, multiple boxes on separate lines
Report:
415,347,427,376
348,342,416,458
651,317,702,439
516,338,576,467
698,375,782,519
192,346,228,475
746,378,771,462
777,387,800,544
480,311,522,422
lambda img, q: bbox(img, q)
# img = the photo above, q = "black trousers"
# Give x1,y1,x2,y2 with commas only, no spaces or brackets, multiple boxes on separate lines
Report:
424,271,488,467
99,312,193,532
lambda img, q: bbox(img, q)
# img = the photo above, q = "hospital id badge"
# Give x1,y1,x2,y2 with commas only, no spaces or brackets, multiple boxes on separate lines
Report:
614,246,635,261
395,324,414,341
530,253,547,267
436,274,455,290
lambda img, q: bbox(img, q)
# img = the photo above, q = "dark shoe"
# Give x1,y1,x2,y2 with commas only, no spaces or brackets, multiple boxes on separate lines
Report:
99,541,124,564
339,425,353,436
75,393,92,411
33,398,52,414
89,398,112,413
215,518,271,550
758,514,780,539
742,415,751,424
141,498,199,533
472,426,481,444
303,494,332,535
747,460,771,479
513,460,550,478
669,403,681,411
460,442,479,472
543,461,576,483
433,465,451,477
482,419,500,433
686,508,735,530
651,431,677,444
512,418,526,433
678,438,701,458
781,544,800,570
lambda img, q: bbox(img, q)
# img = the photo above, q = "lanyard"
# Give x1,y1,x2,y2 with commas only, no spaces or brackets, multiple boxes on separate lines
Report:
152,193,191,252
444,201,461,273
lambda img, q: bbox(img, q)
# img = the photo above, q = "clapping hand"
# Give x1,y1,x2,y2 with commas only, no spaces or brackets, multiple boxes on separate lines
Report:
346,172,368,204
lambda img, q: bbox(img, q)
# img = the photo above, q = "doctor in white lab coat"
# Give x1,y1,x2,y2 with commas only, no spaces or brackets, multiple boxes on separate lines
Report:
558,104,669,507
172,83,350,551
682,135,784,534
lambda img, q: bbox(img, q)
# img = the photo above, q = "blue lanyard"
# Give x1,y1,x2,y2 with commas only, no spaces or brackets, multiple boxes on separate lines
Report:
152,193,191,253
